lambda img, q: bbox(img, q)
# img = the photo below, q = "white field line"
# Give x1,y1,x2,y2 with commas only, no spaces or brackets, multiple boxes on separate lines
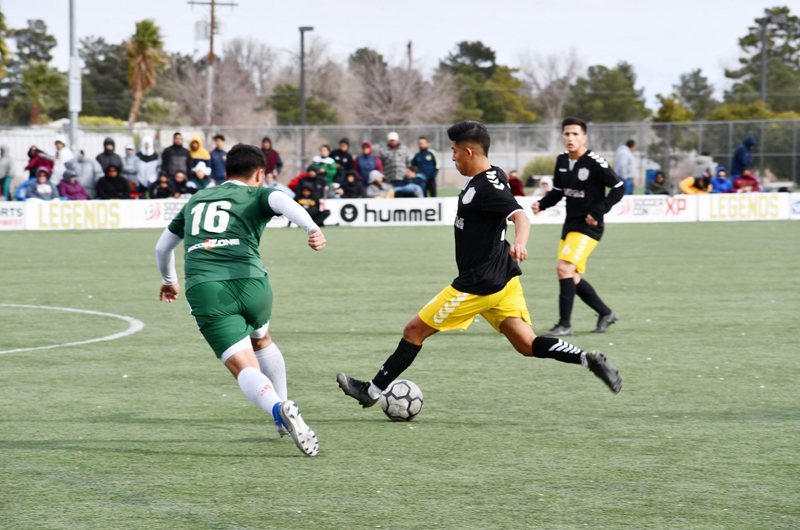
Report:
0,304,145,354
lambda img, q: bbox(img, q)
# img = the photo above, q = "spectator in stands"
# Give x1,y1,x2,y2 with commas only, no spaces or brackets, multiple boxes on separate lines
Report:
296,167,327,199
330,137,355,183
0,145,14,200
411,137,438,197
25,146,54,179
57,169,88,200
137,136,160,193
711,167,733,194
693,151,716,181
121,143,141,196
338,170,365,198
532,176,553,197
295,183,331,226
188,134,211,170
733,170,761,193
52,134,74,187
366,170,394,198
355,141,382,185
393,166,425,198
69,149,104,199
188,162,215,192
508,170,525,196
161,132,192,178
731,136,756,179
209,134,227,184
96,165,130,200
265,171,295,199
614,139,637,195
26,167,59,200
261,136,283,176
149,173,175,199
647,171,672,195
171,170,193,197
378,131,410,184
313,145,338,186
679,174,711,194
96,137,123,175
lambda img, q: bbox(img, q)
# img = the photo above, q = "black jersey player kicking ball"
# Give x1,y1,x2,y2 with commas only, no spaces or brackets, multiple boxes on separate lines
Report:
532,117,624,337
337,120,621,408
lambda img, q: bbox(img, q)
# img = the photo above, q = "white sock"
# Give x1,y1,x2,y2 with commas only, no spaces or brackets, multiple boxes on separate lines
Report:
237,367,281,417
255,343,288,401
368,381,382,400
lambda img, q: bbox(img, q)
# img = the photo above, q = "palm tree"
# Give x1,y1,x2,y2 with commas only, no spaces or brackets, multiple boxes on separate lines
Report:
124,20,167,125
13,60,66,124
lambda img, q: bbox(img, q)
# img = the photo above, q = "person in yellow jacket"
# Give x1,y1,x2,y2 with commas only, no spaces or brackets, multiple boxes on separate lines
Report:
189,134,211,169
679,174,711,194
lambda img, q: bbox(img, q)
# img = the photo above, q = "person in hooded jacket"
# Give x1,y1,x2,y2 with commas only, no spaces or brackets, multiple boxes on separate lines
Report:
733,170,761,193
161,132,192,178
96,165,130,200
296,167,327,200
646,171,672,195
354,141,383,185
261,136,283,176
295,183,331,226
25,146,54,179
312,145,338,186
710,167,733,194
187,162,216,192
188,134,211,169
365,170,394,198
58,169,89,200
338,170,365,198
52,134,75,187
0,145,14,200
171,170,194,197
67,149,104,199
121,143,141,196
330,137,355,183
678,174,711,194
26,167,60,200
150,173,175,199
730,136,756,178
137,136,160,192
96,137,123,175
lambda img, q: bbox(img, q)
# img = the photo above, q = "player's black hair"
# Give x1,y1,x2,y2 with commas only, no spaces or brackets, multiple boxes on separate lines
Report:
702,150,711,156
418,136,428,141
561,117,587,133
625,139,636,148
173,131,182,138
213,134,225,141
447,120,490,156
226,143,266,179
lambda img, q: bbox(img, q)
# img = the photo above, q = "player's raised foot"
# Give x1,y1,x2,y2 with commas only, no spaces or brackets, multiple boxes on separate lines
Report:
275,419,289,438
278,401,319,456
591,310,619,333
541,324,574,337
336,372,378,408
586,351,622,393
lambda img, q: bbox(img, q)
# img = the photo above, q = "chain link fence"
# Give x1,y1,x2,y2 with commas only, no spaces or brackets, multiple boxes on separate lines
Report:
2,119,798,189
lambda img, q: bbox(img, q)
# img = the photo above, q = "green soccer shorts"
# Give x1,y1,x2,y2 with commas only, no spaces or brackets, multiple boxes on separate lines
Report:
185,275,273,361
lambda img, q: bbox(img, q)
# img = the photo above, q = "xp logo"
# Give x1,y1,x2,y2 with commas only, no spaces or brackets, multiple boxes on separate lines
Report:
792,200,800,215
340,203,358,222
666,197,687,215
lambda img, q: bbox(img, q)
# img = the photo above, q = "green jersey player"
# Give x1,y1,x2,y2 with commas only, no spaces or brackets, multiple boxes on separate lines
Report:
155,143,326,456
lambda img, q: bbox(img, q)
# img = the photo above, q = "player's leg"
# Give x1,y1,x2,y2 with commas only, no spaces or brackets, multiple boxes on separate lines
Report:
575,277,618,333
251,328,287,401
541,258,578,336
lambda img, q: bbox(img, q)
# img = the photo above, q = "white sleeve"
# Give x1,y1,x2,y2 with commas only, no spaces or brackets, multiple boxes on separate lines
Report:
267,191,320,235
155,227,182,285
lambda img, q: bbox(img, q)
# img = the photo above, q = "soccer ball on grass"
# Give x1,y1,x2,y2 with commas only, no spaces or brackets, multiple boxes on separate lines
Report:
379,379,423,421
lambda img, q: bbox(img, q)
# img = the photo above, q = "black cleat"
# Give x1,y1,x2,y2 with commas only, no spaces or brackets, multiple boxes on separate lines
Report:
591,310,619,333
336,372,378,408
586,351,622,393
541,324,574,337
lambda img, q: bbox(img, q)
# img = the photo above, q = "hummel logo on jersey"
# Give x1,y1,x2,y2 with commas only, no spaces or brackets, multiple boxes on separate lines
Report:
588,152,609,169
486,170,505,190
187,238,241,253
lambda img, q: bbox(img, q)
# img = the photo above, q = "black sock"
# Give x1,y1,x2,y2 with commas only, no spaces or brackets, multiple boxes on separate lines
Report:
558,278,576,327
576,279,611,316
372,339,422,390
532,336,585,365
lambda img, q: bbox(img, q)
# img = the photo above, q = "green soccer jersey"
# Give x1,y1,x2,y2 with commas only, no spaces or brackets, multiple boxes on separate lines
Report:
168,181,280,291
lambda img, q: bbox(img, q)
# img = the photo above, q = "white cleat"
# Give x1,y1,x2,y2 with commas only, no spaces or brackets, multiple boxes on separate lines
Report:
279,401,319,457
276,424,290,438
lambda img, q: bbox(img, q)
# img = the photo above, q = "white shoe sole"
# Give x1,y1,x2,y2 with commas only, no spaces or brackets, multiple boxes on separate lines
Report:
279,401,319,457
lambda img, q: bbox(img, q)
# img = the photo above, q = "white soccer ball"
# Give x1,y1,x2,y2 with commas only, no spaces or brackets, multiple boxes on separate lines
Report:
379,379,423,421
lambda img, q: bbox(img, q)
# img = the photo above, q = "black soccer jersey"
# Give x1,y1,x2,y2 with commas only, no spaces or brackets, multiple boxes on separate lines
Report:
452,166,523,296
537,150,624,240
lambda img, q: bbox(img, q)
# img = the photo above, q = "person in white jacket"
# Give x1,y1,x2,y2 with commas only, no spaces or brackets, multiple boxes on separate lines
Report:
613,140,637,195
137,136,161,194
52,134,75,187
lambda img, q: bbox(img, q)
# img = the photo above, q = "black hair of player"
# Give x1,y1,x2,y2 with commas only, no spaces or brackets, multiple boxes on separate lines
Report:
226,143,266,179
625,139,636,148
447,120,490,156
702,150,711,156
213,134,225,142
173,131,182,138
561,117,587,133
419,136,427,141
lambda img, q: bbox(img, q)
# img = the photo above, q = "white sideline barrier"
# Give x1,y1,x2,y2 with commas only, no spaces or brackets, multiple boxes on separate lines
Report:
2,194,797,231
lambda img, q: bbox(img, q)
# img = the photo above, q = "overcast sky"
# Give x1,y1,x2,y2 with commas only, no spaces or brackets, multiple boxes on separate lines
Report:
4,0,773,108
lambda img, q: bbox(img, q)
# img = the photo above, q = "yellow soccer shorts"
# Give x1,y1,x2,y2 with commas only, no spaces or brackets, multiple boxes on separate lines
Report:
418,276,532,333
558,232,599,274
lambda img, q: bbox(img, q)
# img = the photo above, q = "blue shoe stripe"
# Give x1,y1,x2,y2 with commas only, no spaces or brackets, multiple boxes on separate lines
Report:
272,401,286,428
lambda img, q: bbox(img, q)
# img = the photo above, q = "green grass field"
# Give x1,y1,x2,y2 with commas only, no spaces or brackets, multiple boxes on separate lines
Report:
1,221,799,530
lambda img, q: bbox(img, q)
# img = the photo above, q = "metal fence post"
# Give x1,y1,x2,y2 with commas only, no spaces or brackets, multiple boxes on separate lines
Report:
759,120,766,177
793,120,798,185
698,122,703,153
666,122,672,178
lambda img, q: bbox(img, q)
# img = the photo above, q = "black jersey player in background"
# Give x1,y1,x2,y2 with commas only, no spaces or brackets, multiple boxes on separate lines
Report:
337,120,621,405
533,117,625,336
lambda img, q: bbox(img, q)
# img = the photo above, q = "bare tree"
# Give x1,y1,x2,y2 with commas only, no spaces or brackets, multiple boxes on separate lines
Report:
224,37,277,98
518,49,583,123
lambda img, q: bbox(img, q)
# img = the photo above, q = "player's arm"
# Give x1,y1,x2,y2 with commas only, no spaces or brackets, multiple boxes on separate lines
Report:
267,191,326,250
155,226,183,303
588,162,624,223
508,210,529,263
532,163,564,213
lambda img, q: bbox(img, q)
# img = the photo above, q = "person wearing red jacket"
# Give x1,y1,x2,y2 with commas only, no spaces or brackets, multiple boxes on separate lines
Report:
261,136,284,176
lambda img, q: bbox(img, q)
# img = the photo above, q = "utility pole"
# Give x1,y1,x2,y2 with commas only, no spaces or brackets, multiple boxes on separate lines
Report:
188,0,237,126
759,14,787,104
299,26,314,167
68,0,81,149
